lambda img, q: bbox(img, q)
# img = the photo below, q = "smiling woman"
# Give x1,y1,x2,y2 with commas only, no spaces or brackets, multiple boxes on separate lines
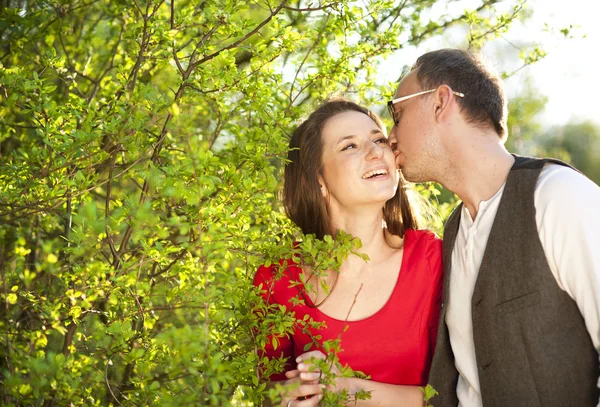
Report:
253,99,444,407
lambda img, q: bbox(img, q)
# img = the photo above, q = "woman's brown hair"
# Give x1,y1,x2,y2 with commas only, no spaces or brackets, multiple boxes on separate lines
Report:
283,99,421,240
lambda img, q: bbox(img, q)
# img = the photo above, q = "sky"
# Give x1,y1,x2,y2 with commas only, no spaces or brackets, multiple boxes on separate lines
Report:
506,0,600,127
381,0,600,129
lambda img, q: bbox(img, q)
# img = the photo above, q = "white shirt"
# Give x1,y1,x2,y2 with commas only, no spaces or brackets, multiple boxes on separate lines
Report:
446,163,600,407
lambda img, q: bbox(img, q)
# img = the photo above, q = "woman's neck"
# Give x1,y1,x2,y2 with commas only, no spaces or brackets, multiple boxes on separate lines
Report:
330,206,392,264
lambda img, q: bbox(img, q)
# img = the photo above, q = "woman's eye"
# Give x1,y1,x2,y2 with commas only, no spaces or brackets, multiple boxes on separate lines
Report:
375,138,387,144
341,143,356,151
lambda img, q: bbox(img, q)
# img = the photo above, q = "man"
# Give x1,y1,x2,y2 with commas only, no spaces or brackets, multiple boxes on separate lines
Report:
387,48,600,407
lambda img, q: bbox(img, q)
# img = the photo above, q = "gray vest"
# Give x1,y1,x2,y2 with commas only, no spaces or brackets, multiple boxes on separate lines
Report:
428,155,599,407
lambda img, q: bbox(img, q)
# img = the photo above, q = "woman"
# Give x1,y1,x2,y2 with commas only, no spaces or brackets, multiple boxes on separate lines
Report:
253,100,442,406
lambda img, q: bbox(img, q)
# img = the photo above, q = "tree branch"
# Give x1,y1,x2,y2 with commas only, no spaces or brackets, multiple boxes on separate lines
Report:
171,0,185,76
409,0,500,46
283,4,335,12
105,146,121,266
468,2,523,47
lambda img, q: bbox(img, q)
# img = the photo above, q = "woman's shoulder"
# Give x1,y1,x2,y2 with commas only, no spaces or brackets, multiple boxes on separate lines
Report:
406,228,442,248
253,256,303,306
405,229,443,275
253,258,299,287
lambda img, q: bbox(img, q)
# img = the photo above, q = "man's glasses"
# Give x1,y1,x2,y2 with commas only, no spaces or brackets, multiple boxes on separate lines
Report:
387,88,465,126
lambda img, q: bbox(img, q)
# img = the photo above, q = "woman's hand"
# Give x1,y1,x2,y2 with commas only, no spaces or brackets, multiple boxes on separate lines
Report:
294,350,350,394
291,351,425,406
279,369,323,407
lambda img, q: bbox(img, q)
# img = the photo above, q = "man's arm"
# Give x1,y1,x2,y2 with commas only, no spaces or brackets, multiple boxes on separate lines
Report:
535,163,600,401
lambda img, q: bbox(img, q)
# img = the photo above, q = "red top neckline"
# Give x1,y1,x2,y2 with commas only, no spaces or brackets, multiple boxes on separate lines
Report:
299,230,412,323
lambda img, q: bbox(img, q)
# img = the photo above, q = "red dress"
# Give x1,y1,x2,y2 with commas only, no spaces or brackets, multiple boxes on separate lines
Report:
253,229,443,385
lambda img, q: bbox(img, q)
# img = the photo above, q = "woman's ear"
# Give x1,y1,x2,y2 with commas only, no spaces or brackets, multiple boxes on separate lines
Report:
318,176,328,198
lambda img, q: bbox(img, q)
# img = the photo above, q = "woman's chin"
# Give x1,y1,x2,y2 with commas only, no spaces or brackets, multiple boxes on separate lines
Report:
360,192,397,206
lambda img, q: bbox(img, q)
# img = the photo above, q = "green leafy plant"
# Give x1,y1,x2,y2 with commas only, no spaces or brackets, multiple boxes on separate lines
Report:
422,384,439,407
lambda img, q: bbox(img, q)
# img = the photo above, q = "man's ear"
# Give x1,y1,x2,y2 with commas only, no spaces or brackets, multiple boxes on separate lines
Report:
433,85,456,123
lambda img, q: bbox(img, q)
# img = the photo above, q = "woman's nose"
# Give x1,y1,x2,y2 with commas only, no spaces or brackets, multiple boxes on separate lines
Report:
366,141,384,160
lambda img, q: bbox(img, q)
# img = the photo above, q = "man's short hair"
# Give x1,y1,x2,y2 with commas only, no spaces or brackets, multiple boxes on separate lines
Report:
413,48,508,140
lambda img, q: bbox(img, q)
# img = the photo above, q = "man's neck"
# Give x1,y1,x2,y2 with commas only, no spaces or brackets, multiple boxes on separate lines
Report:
444,139,515,220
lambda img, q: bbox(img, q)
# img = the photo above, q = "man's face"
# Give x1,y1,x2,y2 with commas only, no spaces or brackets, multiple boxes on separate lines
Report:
388,70,439,183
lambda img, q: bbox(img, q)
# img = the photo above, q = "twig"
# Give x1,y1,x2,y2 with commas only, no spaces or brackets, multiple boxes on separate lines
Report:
0,155,147,221
116,79,185,257
105,355,125,407
283,4,335,12
409,1,499,46
343,284,363,322
105,147,121,266
171,0,185,75
288,14,330,104
148,250,187,279
468,2,523,46
190,0,290,70
88,22,125,105
0,241,14,380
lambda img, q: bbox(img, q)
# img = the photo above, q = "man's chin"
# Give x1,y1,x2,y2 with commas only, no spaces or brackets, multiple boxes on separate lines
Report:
396,158,422,182
399,167,421,183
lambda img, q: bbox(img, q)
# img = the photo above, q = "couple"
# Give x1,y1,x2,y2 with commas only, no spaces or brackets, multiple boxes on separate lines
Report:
254,48,600,406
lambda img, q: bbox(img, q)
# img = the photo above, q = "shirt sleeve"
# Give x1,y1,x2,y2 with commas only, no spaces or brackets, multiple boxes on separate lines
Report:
253,264,295,381
535,164,600,398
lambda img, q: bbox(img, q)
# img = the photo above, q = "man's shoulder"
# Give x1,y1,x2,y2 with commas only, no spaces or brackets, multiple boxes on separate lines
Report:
534,163,600,222
512,154,571,171
536,163,599,199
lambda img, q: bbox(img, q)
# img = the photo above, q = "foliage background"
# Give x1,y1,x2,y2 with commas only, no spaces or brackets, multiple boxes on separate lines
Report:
0,0,597,405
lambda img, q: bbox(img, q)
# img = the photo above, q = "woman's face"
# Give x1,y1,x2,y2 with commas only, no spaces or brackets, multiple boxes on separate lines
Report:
319,111,399,210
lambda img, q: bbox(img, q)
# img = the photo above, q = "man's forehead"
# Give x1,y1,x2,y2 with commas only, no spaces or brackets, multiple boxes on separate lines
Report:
394,70,419,98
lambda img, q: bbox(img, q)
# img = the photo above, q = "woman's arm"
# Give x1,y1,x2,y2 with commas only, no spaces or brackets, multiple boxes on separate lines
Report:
338,377,424,407
254,265,325,406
